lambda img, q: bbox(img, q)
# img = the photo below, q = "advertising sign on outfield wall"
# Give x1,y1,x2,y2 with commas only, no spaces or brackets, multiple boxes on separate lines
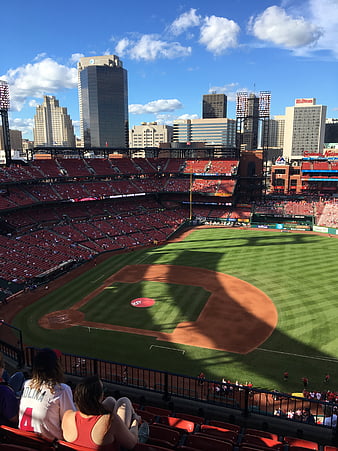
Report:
313,225,329,234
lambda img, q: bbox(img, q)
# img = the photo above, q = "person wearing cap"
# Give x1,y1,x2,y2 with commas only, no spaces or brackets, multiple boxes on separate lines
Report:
18,348,75,440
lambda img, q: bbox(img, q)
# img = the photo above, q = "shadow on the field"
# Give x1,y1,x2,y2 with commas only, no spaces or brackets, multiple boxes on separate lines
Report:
167,231,323,248
139,237,338,391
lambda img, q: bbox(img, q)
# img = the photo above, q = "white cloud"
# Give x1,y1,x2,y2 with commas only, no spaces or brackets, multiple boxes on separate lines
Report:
1,57,77,111
115,38,131,57
199,15,240,55
129,99,183,114
9,117,34,136
28,99,39,108
249,6,322,48
176,113,199,120
33,53,47,61
208,83,240,102
169,9,201,36
307,0,338,56
115,34,191,61
69,53,84,64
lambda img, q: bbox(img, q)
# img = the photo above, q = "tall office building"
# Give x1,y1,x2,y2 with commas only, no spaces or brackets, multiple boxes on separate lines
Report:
129,122,173,148
325,118,338,144
202,93,227,118
0,127,22,151
236,91,271,151
173,118,236,147
267,115,285,148
78,55,128,148
34,96,75,147
283,98,327,160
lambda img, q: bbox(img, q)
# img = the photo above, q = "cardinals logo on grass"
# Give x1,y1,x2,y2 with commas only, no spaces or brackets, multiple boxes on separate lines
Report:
130,298,155,308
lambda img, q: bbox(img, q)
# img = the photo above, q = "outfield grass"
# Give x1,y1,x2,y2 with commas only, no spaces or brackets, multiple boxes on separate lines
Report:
13,228,338,392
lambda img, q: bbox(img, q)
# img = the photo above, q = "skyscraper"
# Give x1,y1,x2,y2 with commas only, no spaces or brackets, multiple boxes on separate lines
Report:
202,93,227,118
283,98,327,160
78,55,128,148
173,118,236,147
34,96,75,147
236,91,271,151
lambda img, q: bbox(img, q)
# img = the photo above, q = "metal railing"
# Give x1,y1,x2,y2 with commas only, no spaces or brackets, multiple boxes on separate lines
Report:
23,346,338,432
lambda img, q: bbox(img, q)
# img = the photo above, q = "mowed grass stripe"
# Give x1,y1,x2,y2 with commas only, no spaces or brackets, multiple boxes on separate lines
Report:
12,228,338,391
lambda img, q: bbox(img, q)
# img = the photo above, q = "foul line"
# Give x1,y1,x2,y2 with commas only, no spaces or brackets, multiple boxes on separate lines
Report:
257,347,338,363
149,345,185,355
91,275,106,283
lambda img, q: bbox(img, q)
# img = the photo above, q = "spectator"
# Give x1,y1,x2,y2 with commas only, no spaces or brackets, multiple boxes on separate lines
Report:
197,372,205,386
62,375,140,450
0,383,19,426
19,348,75,440
323,406,337,428
303,408,316,425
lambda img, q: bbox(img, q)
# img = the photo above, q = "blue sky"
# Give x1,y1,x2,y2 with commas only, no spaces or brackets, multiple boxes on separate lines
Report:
1,0,338,140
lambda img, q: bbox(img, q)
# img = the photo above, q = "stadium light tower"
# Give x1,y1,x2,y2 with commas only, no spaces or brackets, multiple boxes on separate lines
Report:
0,80,11,166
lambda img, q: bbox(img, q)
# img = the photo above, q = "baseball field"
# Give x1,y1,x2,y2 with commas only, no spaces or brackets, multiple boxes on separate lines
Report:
11,227,338,392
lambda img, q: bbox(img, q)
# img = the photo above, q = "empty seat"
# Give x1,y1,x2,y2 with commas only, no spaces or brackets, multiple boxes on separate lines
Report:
180,434,233,451
245,429,278,441
175,413,204,425
158,416,195,433
148,424,180,448
0,426,54,451
144,406,172,417
0,445,38,451
241,434,283,450
284,437,319,450
133,444,173,451
208,419,241,433
199,424,238,443
136,409,157,424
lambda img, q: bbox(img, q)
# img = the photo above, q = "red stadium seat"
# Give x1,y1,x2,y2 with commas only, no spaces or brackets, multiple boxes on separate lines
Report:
148,424,180,448
158,416,195,433
284,437,319,450
245,428,278,440
199,424,238,442
143,406,172,417
175,413,204,425
133,445,173,451
208,419,241,433
0,446,38,451
136,409,157,424
241,434,284,450
0,426,54,451
57,441,93,450
180,434,233,451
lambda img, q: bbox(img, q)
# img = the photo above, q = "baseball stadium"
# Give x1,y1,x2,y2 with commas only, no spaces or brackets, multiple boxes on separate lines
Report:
0,151,337,448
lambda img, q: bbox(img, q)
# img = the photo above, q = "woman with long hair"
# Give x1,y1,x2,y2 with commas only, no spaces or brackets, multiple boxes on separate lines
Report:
18,348,75,440
62,375,140,450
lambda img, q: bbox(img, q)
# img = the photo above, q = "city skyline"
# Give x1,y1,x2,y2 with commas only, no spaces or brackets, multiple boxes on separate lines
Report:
1,0,338,141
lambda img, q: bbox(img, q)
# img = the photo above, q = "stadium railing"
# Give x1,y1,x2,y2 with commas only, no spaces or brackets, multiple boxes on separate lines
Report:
21,346,338,434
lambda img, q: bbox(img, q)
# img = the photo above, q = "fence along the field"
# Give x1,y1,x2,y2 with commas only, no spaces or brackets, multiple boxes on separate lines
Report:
0,321,24,366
